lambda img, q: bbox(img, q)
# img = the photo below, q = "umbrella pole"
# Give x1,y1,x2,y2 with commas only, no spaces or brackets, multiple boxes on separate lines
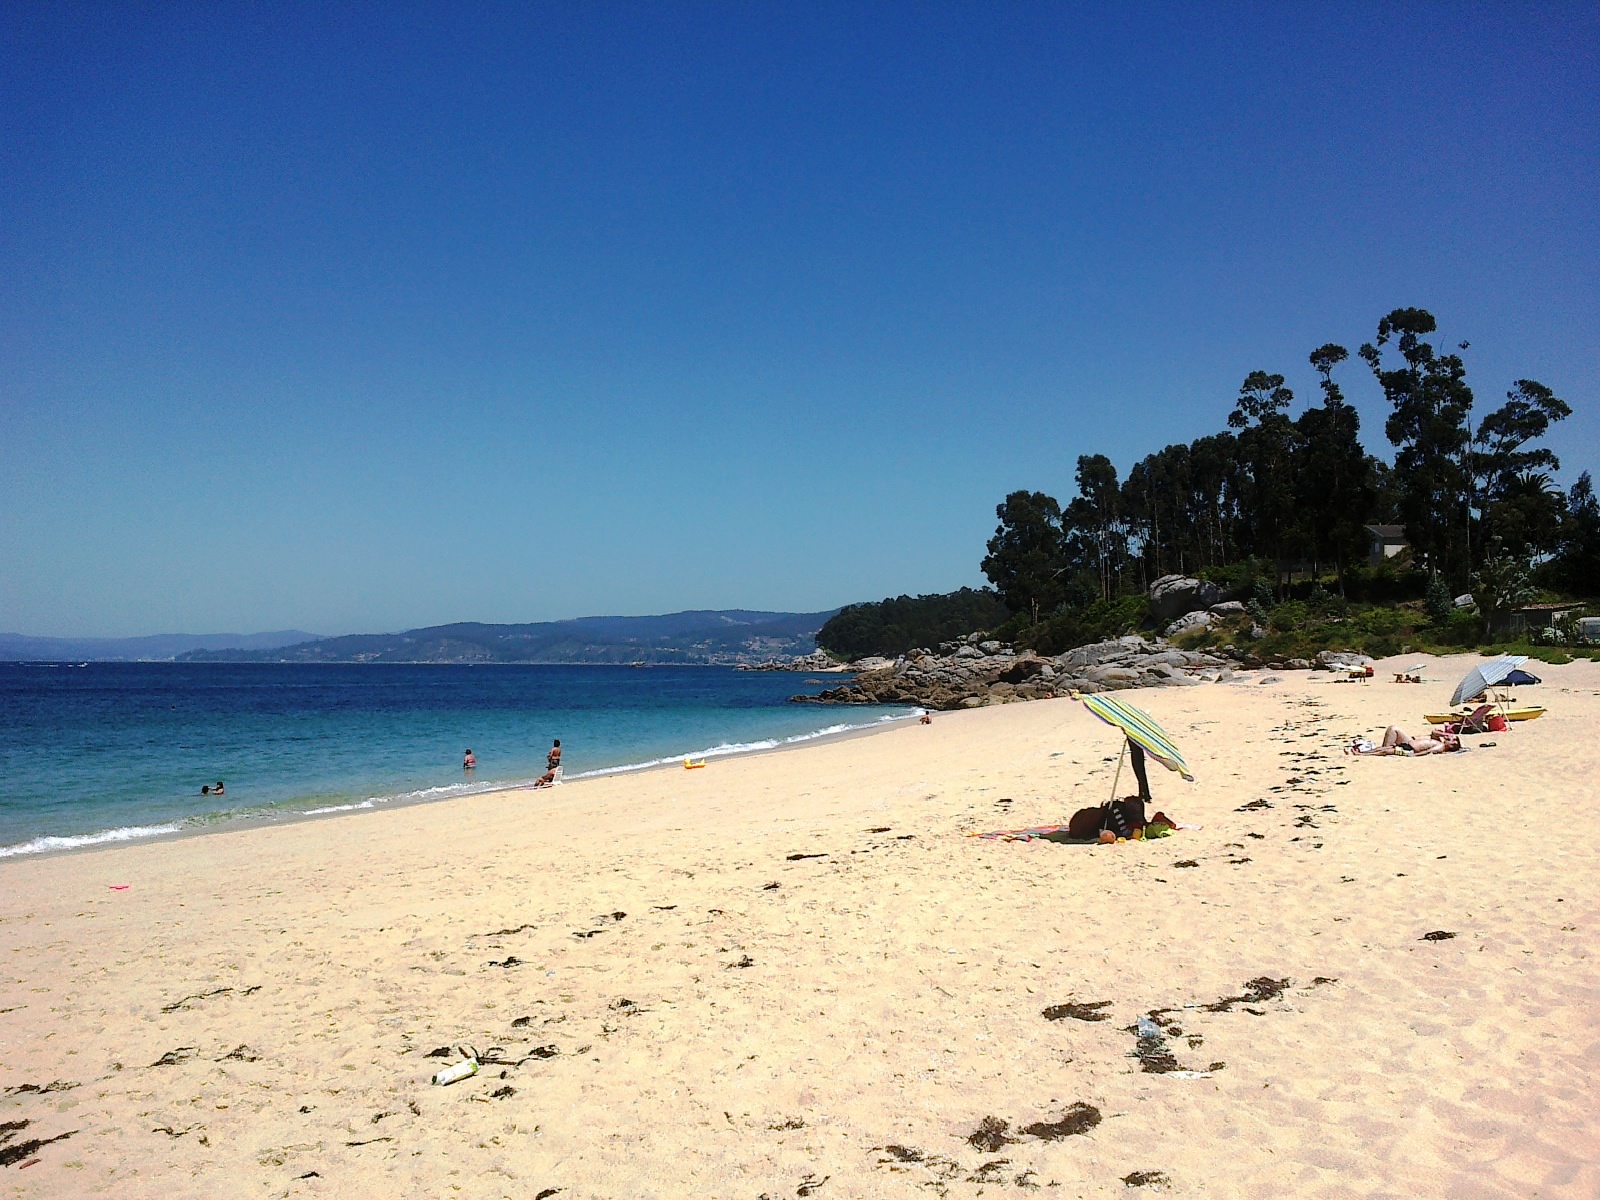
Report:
1492,689,1513,729
1108,739,1127,805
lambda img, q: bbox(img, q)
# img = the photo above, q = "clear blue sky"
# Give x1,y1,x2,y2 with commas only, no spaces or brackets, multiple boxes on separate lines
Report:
3,2,1596,637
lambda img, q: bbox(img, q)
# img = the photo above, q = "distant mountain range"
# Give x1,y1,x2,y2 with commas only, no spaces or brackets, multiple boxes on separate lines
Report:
0,630,324,662
174,610,838,665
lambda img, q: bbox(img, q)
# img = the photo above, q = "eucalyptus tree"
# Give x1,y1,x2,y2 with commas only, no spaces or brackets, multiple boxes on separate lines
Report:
1187,432,1244,569
1359,308,1475,584
1295,343,1374,588
1121,443,1192,580
1227,370,1299,590
981,490,1067,621
1062,454,1127,602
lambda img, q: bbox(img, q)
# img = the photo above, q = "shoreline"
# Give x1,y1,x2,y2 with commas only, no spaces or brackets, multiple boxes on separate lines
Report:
0,703,922,865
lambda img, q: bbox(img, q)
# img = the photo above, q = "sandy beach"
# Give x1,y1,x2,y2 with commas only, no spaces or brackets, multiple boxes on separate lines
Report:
3,653,1598,1198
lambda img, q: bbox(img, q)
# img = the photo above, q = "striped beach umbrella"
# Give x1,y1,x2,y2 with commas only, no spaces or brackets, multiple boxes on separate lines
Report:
1076,691,1194,782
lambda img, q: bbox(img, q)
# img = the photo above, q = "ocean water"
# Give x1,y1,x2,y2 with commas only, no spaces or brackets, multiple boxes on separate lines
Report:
0,662,909,858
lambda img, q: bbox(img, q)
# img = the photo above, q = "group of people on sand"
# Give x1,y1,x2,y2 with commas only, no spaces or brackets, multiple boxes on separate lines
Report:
463,739,562,785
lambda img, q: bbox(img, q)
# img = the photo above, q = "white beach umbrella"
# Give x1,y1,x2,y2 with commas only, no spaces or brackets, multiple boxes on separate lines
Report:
1448,655,1529,708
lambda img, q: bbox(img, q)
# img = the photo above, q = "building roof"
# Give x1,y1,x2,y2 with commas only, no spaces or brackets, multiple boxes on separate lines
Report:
1514,602,1586,613
1364,524,1407,540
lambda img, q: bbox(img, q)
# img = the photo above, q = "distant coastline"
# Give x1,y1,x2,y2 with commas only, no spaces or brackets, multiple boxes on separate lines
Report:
2,608,840,666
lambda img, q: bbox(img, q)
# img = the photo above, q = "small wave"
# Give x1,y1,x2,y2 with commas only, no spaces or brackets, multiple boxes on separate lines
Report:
303,799,376,815
0,822,184,859
568,711,917,780
296,778,512,815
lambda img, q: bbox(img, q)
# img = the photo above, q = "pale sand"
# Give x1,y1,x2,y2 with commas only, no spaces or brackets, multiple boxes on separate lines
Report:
4,653,1599,1198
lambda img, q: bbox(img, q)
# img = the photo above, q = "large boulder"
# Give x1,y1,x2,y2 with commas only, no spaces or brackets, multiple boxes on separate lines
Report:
1315,650,1366,670
1149,575,1225,622
1055,635,1156,671
1164,610,1213,638
997,656,1049,684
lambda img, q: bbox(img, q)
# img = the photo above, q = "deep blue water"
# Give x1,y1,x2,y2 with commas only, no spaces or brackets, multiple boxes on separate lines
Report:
0,662,906,856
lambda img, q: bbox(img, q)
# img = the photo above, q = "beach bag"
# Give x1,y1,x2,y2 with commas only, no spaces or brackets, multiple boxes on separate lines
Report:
1487,714,1508,732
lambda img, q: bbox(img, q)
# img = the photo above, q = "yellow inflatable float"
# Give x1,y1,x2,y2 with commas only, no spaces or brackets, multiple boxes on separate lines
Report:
1425,706,1546,725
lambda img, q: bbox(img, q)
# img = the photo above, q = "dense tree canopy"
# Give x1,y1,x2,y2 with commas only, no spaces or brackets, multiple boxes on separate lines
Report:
981,491,1067,620
815,588,1011,659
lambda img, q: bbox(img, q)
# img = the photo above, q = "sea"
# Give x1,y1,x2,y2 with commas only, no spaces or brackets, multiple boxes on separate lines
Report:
0,662,910,859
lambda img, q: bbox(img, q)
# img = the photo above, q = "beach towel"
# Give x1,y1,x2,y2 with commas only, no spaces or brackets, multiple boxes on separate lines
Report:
971,819,1194,842
970,824,1078,842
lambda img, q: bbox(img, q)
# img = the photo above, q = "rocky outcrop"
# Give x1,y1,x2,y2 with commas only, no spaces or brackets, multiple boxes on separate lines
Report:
1148,575,1224,622
737,650,851,672
795,634,1239,710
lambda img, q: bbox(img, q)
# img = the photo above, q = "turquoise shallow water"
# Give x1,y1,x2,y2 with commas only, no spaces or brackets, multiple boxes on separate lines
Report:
0,662,908,856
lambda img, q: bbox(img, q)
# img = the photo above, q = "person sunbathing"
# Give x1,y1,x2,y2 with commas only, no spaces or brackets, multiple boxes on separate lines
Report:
1348,727,1461,756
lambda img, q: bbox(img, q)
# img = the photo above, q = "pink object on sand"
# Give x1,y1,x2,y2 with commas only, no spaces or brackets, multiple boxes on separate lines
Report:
109,884,129,890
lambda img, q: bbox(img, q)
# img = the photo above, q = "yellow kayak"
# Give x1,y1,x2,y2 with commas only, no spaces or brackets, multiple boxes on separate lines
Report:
1425,706,1546,725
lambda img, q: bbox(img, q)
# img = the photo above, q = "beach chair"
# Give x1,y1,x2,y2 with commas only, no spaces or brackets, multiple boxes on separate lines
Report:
1444,704,1494,735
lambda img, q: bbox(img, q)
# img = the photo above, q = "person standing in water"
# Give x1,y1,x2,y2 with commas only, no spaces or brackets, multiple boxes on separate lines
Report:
463,748,476,770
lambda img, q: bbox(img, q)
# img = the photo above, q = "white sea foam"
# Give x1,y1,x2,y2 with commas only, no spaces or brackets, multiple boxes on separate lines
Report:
567,710,917,780
0,822,184,858
303,800,376,815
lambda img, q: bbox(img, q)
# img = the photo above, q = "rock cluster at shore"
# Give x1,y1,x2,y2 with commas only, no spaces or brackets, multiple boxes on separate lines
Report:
792,637,1373,710
736,650,850,673
793,633,1238,710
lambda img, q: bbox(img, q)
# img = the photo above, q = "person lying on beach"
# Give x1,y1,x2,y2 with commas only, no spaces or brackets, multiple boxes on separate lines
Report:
1064,798,1179,843
533,765,560,788
1347,727,1461,756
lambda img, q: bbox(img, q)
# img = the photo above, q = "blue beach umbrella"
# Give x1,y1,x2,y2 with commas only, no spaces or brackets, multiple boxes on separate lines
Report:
1449,655,1529,707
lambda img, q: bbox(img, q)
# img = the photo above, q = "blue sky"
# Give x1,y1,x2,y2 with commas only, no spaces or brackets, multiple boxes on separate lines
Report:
3,2,1597,637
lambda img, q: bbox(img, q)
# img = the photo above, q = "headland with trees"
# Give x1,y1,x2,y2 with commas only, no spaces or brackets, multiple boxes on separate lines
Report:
819,307,1599,665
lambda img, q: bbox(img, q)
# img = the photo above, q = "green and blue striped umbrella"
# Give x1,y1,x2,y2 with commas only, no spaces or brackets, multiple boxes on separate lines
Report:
1076,691,1194,782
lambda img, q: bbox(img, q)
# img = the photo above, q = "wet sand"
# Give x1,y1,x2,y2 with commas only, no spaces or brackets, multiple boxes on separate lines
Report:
3,653,1598,1197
